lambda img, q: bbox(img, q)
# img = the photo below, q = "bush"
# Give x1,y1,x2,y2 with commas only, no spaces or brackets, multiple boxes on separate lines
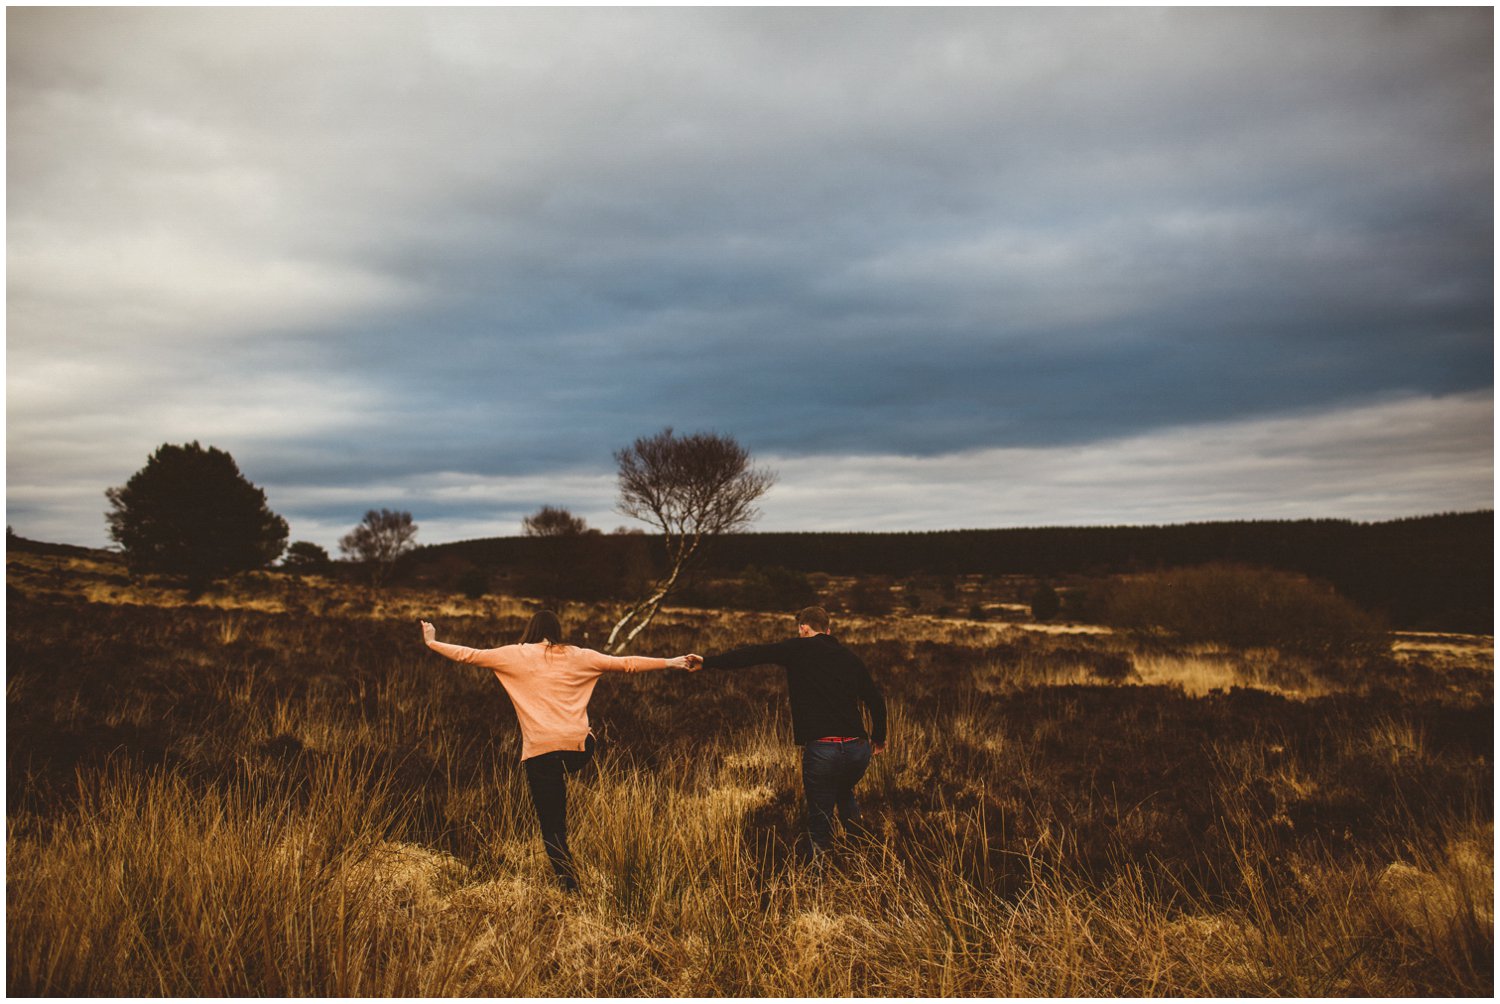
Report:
1101,563,1388,656
1029,582,1062,621
1089,651,1135,682
455,567,490,600
847,577,895,616
732,565,819,611
281,541,331,576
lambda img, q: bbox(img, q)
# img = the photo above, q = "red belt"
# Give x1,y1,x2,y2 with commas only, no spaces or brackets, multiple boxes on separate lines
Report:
815,736,862,743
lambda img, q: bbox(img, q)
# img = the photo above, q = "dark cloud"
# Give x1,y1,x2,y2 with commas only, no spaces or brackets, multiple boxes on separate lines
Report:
6,7,1491,548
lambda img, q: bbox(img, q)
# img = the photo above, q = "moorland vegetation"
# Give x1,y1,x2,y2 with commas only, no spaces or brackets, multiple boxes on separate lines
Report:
6,542,1492,995
413,510,1491,633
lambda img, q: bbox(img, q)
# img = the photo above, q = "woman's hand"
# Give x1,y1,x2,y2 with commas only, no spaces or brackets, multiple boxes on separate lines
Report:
666,655,701,671
420,620,436,645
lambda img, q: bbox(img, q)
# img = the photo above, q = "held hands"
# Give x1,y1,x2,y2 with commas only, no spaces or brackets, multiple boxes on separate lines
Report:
667,654,704,672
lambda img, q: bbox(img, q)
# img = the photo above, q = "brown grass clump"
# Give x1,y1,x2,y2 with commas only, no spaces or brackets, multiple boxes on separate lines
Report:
6,551,1493,995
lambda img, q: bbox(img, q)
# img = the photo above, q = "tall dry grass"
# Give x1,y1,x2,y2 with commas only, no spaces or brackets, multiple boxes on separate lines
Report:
11,742,1489,995
6,553,1493,995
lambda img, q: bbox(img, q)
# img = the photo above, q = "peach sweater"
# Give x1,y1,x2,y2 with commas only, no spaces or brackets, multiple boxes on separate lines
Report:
426,639,666,760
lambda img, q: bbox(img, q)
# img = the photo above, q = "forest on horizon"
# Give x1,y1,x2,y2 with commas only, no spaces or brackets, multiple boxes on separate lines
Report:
412,510,1492,634
10,510,1490,634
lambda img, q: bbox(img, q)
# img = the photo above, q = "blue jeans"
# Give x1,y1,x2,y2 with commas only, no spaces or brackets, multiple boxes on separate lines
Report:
800,737,872,859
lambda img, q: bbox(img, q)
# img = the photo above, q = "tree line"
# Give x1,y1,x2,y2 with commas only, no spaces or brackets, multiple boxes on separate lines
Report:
101,442,422,594
93,438,1491,636
698,518,1491,631
417,513,1492,633
97,430,774,652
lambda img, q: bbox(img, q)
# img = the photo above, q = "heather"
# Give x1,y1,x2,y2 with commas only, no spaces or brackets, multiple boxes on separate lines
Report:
7,550,1491,995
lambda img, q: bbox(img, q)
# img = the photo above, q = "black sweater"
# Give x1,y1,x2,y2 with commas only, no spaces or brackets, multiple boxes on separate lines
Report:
702,634,887,746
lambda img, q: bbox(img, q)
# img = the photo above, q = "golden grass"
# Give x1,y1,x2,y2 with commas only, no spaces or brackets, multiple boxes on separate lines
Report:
6,550,1493,995
11,722,1490,995
17,759,1482,996
1131,650,1244,696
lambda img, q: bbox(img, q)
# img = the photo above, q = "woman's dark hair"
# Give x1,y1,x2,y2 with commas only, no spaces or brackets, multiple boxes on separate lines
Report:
519,609,565,645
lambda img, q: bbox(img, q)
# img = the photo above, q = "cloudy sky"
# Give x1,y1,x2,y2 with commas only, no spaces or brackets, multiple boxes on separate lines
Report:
7,7,1493,552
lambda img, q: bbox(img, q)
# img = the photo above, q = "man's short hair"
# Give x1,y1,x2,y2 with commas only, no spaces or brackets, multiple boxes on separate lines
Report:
795,606,831,632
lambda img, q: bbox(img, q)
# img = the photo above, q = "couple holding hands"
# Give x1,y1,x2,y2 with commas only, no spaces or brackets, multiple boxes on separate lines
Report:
421,605,887,892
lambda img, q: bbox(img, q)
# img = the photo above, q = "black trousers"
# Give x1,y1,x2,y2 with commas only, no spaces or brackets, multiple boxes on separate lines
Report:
521,734,596,890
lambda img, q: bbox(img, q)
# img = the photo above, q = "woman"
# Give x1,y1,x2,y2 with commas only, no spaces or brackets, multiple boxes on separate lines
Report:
420,610,694,892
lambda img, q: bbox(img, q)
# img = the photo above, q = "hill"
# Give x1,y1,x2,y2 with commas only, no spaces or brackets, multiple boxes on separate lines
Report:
11,512,1489,633
411,512,1493,633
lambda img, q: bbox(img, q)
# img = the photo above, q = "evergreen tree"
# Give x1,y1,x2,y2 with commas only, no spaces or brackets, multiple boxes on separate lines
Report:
105,442,288,593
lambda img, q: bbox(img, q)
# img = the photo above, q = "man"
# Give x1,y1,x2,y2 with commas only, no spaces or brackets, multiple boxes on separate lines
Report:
688,606,887,863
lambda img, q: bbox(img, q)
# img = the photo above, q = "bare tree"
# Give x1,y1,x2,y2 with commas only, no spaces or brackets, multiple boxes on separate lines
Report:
605,428,776,653
339,508,418,586
521,505,590,537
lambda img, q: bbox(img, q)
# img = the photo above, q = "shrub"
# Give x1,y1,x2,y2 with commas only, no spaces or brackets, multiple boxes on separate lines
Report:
847,577,895,616
1089,651,1135,682
281,541,331,575
732,565,819,611
1030,582,1062,621
455,567,490,600
1101,563,1388,656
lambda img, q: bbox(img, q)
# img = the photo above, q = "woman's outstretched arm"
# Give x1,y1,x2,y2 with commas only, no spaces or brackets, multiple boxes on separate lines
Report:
586,649,698,673
420,620,501,667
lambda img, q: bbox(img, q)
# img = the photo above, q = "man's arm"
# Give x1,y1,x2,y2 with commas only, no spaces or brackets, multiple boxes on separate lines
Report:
857,661,888,753
699,639,801,672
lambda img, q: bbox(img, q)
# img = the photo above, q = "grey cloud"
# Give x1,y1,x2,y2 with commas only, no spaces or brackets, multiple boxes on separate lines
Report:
6,7,1491,547
754,392,1494,533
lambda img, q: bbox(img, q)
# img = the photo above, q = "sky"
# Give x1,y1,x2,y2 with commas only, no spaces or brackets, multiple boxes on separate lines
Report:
6,6,1494,553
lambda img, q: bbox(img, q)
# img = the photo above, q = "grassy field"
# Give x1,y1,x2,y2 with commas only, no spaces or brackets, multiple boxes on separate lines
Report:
6,550,1493,995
